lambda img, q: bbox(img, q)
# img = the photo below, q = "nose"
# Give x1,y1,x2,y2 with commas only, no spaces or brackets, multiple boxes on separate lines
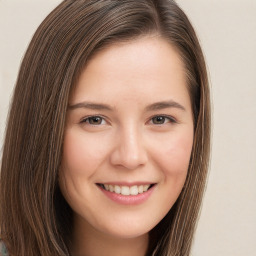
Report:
110,126,148,170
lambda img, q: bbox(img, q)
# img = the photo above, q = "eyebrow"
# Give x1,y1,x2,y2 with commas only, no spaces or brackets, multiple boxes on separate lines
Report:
145,100,186,112
68,102,113,111
68,100,186,112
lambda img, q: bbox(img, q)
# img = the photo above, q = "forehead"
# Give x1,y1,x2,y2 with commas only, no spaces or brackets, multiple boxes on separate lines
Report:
70,36,190,110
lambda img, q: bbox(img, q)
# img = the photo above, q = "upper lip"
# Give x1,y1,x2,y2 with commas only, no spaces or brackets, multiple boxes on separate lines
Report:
96,181,156,186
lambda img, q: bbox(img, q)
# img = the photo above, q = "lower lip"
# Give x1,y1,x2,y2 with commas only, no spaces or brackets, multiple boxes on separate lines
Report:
98,185,156,205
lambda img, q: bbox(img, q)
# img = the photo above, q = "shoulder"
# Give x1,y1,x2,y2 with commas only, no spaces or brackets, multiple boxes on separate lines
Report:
0,241,8,256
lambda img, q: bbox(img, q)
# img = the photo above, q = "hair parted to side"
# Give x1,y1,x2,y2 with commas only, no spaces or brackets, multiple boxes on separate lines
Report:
0,0,210,255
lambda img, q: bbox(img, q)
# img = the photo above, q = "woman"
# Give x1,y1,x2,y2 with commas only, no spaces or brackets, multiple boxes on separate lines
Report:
0,0,210,255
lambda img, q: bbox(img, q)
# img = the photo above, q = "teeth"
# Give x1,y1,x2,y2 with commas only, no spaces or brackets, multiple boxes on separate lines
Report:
109,185,114,192
121,186,130,196
130,185,138,195
101,184,152,196
143,185,150,192
114,185,121,194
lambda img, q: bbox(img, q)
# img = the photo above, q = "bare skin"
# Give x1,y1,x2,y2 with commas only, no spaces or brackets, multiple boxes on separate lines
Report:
59,35,194,256
72,215,149,256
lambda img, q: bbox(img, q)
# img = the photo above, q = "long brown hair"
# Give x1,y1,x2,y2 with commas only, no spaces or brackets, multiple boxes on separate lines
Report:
0,0,210,255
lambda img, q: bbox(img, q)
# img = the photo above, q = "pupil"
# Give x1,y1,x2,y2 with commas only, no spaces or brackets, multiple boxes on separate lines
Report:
154,116,165,124
90,117,101,124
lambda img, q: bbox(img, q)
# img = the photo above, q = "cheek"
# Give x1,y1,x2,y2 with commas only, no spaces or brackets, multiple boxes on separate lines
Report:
59,129,112,210
151,131,193,178
147,131,193,221
61,129,110,177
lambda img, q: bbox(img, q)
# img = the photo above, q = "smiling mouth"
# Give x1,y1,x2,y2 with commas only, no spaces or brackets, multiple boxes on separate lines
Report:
97,184,155,196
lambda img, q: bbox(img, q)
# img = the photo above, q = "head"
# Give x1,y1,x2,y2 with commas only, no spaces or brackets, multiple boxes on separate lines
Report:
0,1,210,256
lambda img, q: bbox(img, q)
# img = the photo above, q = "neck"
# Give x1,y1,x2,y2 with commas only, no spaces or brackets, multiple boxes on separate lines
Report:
71,217,149,256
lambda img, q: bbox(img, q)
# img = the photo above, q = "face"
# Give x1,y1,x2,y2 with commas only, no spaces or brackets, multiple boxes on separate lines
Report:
59,36,194,240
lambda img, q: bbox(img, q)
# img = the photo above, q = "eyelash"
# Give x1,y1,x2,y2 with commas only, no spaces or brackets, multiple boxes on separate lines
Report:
149,115,177,125
80,116,107,126
80,115,177,126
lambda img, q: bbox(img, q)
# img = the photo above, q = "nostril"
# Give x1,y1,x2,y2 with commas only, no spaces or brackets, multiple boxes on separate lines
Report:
109,131,148,169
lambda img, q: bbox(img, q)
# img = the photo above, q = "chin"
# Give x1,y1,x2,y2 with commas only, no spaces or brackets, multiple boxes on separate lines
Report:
96,218,156,240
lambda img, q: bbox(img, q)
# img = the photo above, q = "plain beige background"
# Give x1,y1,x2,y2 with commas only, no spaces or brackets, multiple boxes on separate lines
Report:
0,1,256,255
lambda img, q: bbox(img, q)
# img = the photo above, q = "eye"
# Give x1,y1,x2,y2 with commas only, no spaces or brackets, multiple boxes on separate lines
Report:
81,116,107,125
150,115,176,125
